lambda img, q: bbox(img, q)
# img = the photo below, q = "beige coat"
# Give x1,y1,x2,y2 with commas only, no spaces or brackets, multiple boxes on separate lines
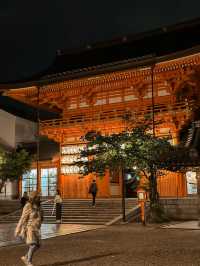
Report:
15,202,43,245
54,194,62,204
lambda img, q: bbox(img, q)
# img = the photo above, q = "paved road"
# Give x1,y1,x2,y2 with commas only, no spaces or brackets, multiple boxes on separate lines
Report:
0,223,200,266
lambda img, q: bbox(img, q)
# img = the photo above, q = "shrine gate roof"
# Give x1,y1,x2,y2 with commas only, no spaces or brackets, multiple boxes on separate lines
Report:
1,18,200,122
43,17,200,81
1,17,200,88
0,95,60,122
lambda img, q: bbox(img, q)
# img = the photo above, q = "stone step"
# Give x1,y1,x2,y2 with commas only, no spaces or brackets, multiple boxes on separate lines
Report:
43,199,137,204
0,200,21,215
42,206,134,210
43,201,137,203
43,212,122,215
0,199,138,225
42,205,134,209
42,205,135,209
41,199,137,224
45,217,110,222
44,214,121,217
44,221,106,225
43,207,125,210
1,215,118,220
43,200,137,201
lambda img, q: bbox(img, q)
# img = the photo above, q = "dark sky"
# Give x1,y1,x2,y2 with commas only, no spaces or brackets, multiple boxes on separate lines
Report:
0,0,200,82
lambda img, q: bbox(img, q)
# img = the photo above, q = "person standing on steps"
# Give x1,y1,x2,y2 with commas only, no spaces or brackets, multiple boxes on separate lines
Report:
15,191,43,266
89,179,98,207
20,191,29,209
54,189,62,223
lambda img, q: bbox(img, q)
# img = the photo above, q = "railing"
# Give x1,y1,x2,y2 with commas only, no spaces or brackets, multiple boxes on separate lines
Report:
40,100,194,129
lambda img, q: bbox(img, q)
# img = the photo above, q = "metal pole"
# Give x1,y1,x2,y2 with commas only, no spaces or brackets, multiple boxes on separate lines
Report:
197,171,200,226
150,62,158,204
121,167,126,222
151,65,155,137
36,87,40,192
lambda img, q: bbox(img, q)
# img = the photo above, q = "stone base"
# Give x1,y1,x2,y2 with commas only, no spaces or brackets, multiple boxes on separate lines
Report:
160,197,199,220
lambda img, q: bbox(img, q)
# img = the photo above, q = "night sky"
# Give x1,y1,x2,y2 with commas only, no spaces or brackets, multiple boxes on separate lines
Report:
0,0,200,82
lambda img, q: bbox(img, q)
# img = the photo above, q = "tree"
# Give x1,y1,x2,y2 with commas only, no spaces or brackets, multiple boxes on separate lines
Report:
0,149,32,193
77,125,182,221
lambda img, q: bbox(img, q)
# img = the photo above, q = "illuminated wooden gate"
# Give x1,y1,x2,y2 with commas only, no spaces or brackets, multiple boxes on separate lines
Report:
5,52,200,198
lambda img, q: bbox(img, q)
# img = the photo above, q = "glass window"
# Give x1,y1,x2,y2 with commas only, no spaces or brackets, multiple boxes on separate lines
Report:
41,168,57,197
22,169,37,195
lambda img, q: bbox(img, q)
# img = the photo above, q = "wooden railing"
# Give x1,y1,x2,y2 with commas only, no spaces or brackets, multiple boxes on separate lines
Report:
40,100,194,129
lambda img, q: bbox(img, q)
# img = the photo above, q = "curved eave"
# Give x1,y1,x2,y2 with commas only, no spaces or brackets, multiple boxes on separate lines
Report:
1,17,200,90
38,45,200,84
0,95,61,122
2,44,200,93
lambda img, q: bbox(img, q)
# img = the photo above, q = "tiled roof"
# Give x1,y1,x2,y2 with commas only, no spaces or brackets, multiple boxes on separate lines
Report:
1,17,200,86
40,17,200,81
0,95,60,122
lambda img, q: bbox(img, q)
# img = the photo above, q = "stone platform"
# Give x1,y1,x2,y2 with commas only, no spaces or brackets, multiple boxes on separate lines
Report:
0,223,104,248
161,220,200,230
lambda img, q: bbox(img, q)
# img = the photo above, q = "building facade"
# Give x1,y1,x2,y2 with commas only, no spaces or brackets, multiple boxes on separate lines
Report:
3,49,200,198
0,109,37,199
2,18,200,198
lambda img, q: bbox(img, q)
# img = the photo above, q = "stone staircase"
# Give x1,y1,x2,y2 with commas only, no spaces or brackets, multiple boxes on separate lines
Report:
0,200,20,216
42,198,138,225
0,198,138,225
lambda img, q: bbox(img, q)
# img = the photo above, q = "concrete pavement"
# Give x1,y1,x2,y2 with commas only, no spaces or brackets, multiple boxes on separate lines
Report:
161,220,200,230
0,223,104,248
1,223,200,265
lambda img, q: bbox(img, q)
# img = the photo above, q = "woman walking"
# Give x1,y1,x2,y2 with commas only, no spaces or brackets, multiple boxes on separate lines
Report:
54,189,62,223
15,191,43,266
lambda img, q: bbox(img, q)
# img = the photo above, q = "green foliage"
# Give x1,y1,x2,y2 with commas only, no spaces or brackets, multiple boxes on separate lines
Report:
0,149,32,188
76,124,186,216
77,126,178,179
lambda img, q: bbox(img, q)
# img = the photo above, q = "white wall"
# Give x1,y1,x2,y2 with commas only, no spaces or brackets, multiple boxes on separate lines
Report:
0,110,37,199
0,109,16,148
15,116,37,145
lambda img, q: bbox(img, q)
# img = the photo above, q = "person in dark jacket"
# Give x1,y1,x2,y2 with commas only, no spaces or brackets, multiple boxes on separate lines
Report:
89,180,98,206
53,189,62,223
20,192,28,209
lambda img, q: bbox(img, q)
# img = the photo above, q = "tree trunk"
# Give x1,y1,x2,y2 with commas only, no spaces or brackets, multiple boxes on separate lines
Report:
149,170,159,206
0,181,5,193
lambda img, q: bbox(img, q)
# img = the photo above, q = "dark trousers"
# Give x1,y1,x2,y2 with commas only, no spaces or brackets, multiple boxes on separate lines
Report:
56,203,62,220
26,244,39,263
92,193,96,206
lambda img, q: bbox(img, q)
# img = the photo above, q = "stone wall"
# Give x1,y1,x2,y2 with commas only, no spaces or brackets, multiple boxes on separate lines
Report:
15,116,37,145
0,180,19,200
160,197,199,220
0,109,16,148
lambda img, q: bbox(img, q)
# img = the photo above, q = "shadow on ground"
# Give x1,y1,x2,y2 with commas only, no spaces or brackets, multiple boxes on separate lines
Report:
39,252,121,266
